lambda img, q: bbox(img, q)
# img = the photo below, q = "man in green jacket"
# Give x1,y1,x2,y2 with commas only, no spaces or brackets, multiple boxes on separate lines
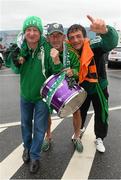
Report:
6,16,63,173
67,15,119,153
41,23,84,153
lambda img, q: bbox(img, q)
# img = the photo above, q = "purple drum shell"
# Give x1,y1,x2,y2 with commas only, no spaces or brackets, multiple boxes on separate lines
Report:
41,74,87,118
41,74,58,97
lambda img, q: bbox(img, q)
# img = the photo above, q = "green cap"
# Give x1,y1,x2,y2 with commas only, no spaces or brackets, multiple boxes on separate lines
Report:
22,16,43,33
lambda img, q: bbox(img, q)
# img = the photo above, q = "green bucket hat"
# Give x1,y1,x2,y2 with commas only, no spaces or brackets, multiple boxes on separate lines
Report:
22,16,43,33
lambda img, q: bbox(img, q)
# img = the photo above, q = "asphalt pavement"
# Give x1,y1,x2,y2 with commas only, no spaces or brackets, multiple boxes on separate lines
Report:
0,67,121,179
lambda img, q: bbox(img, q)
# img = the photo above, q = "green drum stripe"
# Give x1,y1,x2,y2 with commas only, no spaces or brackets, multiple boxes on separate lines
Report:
46,72,66,107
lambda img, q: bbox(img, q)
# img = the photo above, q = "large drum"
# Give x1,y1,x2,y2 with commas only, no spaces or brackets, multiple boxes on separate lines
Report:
41,73,87,118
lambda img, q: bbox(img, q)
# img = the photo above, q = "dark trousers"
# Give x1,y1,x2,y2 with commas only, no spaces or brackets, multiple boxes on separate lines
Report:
80,88,109,139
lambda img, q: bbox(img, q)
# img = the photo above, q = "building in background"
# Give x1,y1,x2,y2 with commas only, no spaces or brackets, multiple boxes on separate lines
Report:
0,30,20,48
1,28,120,49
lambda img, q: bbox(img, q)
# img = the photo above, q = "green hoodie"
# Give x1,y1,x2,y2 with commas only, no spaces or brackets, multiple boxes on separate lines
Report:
7,36,63,102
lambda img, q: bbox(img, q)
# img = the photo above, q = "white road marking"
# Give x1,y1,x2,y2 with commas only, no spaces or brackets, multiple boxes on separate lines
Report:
0,115,61,128
107,69,121,72
109,106,121,111
87,105,121,115
0,105,120,179
62,114,95,180
0,74,19,77
61,105,121,179
0,106,120,129
0,122,21,128
0,118,63,180
0,127,7,133
0,68,10,72
0,144,23,180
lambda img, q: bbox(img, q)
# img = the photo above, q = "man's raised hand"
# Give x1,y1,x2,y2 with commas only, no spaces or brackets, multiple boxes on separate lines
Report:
87,15,108,34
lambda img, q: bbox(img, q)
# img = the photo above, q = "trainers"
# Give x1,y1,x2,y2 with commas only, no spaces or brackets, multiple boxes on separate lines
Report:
95,138,105,153
41,139,51,152
72,138,83,153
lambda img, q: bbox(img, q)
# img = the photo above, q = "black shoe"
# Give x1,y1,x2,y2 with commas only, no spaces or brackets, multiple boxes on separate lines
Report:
29,159,40,173
22,148,30,163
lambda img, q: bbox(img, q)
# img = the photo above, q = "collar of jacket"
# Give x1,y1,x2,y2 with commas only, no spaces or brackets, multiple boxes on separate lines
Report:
20,36,46,58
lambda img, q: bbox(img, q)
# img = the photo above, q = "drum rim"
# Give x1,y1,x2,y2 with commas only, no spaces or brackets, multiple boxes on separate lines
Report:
58,89,87,118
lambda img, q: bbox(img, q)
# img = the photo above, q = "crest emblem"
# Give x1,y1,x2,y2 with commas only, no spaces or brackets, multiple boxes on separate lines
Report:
53,23,60,28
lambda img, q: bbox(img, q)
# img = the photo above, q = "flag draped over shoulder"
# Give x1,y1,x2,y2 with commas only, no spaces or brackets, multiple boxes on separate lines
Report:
78,38,98,83
96,83,109,124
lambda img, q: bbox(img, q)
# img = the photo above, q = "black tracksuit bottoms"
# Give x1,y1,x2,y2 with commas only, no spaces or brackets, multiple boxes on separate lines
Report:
80,88,109,139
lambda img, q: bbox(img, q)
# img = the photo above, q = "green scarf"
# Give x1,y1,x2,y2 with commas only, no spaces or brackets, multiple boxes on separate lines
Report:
96,83,109,124
20,38,43,58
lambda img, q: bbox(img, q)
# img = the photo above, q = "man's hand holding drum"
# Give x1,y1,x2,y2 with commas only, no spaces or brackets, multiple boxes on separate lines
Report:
64,68,74,77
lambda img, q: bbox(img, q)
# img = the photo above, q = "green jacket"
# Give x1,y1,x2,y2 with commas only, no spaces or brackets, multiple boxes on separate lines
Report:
82,25,119,94
56,43,80,79
7,36,63,102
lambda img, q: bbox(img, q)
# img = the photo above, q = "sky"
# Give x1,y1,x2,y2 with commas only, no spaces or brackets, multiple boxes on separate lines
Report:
0,0,121,31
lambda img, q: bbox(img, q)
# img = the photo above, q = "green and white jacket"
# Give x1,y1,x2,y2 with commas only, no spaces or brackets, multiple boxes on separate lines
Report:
7,36,64,102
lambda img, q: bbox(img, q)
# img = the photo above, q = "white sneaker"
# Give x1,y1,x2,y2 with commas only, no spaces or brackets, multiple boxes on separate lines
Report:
95,138,105,153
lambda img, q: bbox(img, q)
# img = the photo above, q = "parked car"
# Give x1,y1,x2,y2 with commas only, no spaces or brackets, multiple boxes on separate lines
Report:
108,47,121,68
0,52,4,69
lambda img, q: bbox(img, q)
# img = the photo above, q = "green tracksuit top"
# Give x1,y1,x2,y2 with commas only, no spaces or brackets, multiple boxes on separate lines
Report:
7,36,63,102
81,25,119,94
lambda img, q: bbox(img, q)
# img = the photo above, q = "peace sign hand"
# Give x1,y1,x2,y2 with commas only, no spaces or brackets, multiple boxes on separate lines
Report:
87,15,108,34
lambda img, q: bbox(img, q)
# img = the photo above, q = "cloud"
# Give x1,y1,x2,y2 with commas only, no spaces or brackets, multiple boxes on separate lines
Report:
0,0,121,30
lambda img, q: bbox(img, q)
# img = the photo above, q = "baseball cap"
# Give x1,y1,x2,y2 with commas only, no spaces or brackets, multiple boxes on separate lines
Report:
47,23,64,35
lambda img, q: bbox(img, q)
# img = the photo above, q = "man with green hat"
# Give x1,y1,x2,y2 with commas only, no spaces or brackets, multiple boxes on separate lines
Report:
6,16,63,173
